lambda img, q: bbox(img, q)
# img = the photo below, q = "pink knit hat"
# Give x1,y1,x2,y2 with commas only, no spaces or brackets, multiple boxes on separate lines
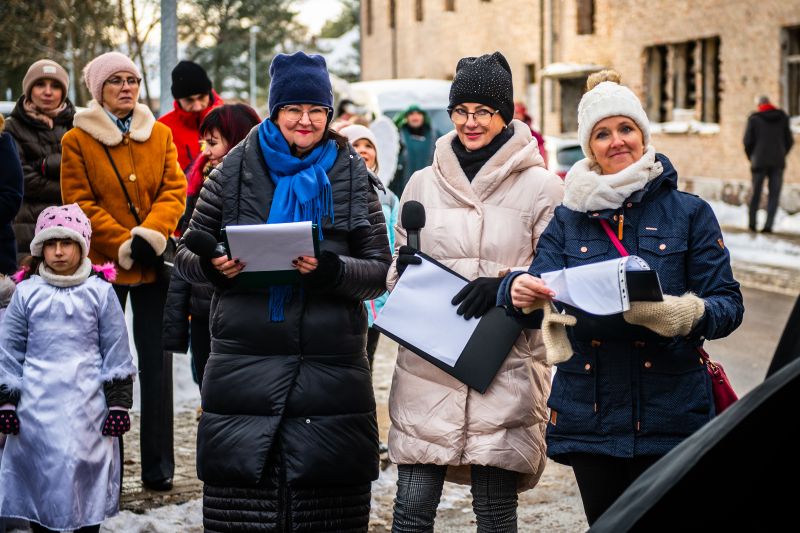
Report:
83,51,141,104
30,204,92,259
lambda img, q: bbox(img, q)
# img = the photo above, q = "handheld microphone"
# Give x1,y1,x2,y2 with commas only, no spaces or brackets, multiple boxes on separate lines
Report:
401,201,426,250
184,229,228,259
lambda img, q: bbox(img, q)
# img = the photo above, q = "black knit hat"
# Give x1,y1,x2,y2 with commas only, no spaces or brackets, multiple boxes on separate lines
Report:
171,60,212,99
449,51,514,124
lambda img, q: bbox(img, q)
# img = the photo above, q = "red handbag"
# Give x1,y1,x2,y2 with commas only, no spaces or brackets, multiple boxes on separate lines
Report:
598,219,739,414
697,347,738,413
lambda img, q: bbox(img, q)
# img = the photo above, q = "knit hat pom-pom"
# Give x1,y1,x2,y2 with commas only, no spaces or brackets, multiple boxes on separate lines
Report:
586,69,622,92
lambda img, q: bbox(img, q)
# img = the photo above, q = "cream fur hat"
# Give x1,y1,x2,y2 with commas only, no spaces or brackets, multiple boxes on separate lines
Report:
577,71,650,161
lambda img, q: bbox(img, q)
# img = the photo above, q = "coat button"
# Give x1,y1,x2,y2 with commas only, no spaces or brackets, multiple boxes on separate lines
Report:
584,363,591,371
592,212,599,217
613,215,618,221
644,361,653,369
123,137,129,145
305,418,311,424
627,202,633,208
580,246,588,253
659,243,666,250
129,174,136,182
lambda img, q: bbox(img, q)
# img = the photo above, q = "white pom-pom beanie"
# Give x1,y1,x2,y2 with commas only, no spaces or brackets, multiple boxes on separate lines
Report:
577,81,650,161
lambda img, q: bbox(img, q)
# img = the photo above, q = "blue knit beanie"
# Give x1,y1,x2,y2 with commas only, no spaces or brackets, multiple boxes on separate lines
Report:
268,52,334,119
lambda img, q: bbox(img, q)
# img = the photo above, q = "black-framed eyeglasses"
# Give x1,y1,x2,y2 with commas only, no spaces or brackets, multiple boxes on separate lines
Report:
280,105,331,124
105,77,141,88
449,107,501,126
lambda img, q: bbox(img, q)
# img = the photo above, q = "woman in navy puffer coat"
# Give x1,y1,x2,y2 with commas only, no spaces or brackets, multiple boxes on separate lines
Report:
498,70,743,525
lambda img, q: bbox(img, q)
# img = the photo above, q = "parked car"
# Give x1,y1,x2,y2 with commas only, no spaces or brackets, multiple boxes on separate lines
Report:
544,135,583,179
347,79,454,136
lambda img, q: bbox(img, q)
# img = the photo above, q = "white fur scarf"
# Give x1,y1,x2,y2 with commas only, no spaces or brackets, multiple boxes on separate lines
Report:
38,257,93,288
562,146,663,212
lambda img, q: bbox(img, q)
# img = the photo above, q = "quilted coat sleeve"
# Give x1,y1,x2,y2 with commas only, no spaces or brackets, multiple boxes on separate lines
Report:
173,166,226,287
0,134,23,227
331,178,391,301
162,269,191,352
685,200,744,341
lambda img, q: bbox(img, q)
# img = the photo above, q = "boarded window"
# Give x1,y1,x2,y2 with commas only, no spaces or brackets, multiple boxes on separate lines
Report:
783,26,800,116
416,0,424,21
445,0,456,12
644,37,721,123
577,0,594,35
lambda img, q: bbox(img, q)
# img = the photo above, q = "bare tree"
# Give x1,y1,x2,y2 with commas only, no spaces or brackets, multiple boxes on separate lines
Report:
117,0,161,109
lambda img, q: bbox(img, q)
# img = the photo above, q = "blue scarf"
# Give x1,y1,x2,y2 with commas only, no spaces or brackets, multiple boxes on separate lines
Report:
257,119,338,321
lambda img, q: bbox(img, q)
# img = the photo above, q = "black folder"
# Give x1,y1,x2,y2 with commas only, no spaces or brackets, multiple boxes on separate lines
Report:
374,253,523,394
626,270,664,302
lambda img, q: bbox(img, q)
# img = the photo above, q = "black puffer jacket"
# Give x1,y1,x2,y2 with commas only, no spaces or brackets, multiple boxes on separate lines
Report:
4,96,75,258
174,128,390,529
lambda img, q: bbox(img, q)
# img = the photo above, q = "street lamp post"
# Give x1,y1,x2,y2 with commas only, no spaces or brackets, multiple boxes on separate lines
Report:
249,25,260,109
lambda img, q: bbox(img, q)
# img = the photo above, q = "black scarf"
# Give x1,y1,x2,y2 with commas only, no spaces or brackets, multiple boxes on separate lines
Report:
451,126,514,182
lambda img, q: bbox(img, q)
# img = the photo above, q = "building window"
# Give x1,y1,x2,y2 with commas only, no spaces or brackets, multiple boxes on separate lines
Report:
389,0,396,29
560,77,587,132
445,0,455,12
644,36,721,123
783,26,800,117
416,0,423,21
366,0,373,35
577,0,594,35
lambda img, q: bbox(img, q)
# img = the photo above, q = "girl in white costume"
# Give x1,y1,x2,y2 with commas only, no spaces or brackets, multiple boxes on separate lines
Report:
0,203,135,533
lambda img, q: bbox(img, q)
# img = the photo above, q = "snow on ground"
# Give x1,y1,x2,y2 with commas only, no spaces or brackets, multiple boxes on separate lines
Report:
101,498,203,533
706,200,800,269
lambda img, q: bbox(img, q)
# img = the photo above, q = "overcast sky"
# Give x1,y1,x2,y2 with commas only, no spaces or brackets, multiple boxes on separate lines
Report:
294,0,346,34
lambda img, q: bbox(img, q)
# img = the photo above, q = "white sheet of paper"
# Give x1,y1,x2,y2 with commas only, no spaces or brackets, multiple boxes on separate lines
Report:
374,256,479,367
225,221,315,273
541,256,651,315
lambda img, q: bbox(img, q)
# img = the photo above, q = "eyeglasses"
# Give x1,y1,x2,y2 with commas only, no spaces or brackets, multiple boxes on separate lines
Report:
105,77,141,88
280,105,330,124
449,107,501,126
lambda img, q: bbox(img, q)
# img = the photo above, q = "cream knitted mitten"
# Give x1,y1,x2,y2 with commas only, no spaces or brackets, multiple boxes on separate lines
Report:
622,293,705,337
524,300,578,365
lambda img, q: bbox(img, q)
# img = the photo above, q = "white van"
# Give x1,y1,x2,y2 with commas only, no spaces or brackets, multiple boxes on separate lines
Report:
347,79,454,135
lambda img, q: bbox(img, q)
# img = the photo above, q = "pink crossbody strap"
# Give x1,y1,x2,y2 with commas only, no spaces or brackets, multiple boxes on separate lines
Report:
598,219,629,257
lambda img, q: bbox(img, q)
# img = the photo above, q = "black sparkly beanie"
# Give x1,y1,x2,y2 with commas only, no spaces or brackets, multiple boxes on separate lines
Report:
449,51,514,124
171,60,212,99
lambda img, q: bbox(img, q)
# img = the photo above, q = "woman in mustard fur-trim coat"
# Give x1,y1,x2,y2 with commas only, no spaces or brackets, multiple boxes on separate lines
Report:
60,51,185,491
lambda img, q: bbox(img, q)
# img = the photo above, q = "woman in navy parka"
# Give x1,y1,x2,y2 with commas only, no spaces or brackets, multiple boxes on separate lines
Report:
498,70,743,525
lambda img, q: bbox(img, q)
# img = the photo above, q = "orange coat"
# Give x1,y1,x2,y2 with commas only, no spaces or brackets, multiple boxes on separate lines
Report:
61,101,186,285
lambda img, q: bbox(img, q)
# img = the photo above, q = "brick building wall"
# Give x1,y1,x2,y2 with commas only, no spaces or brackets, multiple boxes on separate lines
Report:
361,0,800,210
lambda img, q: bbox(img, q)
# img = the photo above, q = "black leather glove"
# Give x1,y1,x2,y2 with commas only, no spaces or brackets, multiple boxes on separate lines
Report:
130,235,160,267
451,276,503,320
0,409,20,435
396,245,422,278
102,409,131,437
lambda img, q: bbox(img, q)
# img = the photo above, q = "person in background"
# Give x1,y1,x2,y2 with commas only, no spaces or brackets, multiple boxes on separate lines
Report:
4,59,75,261
391,104,437,198
500,70,743,525
60,51,186,492
387,51,564,532
158,60,224,173
174,51,389,531
0,116,23,276
743,95,794,233
163,103,260,397
0,204,136,533
340,123,399,371
514,101,548,167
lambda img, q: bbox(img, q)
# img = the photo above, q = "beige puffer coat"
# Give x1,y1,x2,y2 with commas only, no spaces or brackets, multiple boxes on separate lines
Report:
386,120,564,491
